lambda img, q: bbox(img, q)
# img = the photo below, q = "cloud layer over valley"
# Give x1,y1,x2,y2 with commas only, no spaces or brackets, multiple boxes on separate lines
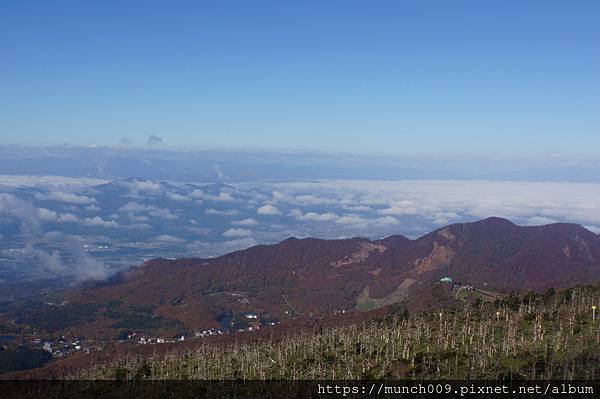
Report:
2,175,600,285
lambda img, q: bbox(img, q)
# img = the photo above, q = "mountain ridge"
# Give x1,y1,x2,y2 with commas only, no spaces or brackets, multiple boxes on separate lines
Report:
46,217,598,335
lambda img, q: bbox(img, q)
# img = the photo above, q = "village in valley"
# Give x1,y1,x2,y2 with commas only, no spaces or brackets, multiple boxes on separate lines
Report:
1,309,286,367
1,274,510,369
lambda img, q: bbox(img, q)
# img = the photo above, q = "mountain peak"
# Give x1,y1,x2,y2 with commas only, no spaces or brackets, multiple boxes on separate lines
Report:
473,216,516,226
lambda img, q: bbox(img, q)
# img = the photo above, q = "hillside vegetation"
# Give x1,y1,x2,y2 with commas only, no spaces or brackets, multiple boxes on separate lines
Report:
47,218,600,342
77,286,600,380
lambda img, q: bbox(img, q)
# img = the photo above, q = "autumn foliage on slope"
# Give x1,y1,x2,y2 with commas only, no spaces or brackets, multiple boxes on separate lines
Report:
78,286,600,380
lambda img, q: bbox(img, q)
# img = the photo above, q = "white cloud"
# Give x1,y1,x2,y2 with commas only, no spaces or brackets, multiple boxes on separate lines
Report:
293,195,339,206
126,213,150,222
82,216,119,228
333,214,400,229
119,201,148,212
147,207,178,220
126,180,162,192
223,228,252,238
57,213,79,223
117,179,163,197
295,211,339,222
205,208,240,216
167,192,190,201
35,191,97,205
70,251,112,282
45,212,119,228
430,211,461,226
222,237,258,250
264,180,600,229
0,175,106,188
118,201,178,219
190,190,235,202
272,191,288,202
289,209,303,217
373,216,401,227
526,216,558,226
124,223,151,229
378,200,419,216
585,225,600,234
289,207,399,229
335,214,368,225
257,204,282,215
342,205,372,212
37,208,58,221
231,218,259,226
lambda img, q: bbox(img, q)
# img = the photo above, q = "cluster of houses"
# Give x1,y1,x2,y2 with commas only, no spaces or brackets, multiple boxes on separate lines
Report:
234,320,277,333
137,337,173,345
194,328,223,338
34,336,95,357
10,311,286,364
76,310,284,349
125,328,226,346
121,313,282,347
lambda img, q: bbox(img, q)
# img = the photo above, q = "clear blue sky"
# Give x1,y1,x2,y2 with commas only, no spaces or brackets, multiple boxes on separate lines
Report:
1,0,598,157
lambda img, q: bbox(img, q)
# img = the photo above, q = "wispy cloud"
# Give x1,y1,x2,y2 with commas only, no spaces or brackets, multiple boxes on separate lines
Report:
0,194,113,282
156,234,185,243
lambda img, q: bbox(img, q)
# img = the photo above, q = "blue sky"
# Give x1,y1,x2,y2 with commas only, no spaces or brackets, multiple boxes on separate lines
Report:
1,1,599,157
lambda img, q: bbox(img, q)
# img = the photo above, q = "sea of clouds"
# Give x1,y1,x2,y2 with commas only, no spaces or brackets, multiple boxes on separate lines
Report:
2,175,600,284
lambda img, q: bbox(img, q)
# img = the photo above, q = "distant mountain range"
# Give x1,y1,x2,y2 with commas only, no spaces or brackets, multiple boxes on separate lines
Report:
5,145,600,182
39,217,600,340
